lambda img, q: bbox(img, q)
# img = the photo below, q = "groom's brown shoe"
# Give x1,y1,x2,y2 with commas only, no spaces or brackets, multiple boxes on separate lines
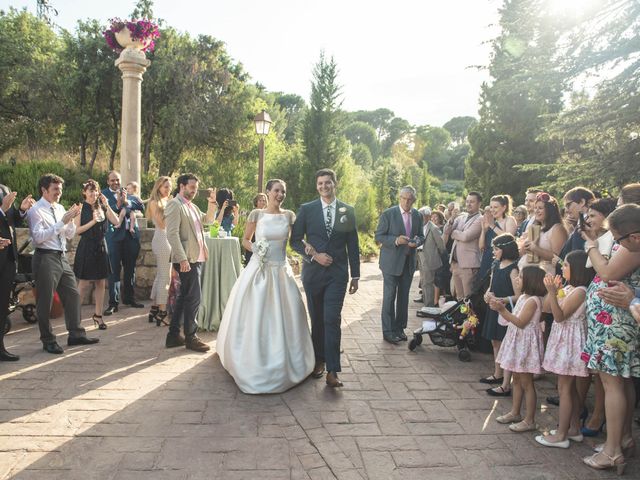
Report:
326,371,343,388
311,361,325,378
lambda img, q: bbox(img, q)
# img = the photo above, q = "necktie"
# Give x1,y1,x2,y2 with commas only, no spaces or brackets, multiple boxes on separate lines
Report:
404,211,411,237
325,205,333,237
50,205,64,251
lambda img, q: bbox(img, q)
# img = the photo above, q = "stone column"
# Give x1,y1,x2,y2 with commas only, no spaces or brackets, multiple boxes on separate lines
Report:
115,48,150,187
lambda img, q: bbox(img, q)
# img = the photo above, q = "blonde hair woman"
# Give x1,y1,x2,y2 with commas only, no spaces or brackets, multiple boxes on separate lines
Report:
146,176,173,326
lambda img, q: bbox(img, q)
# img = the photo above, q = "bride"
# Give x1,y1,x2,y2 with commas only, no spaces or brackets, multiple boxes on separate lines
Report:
216,179,314,394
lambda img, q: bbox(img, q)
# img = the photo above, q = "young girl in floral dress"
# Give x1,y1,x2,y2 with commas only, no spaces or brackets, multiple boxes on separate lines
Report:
491,265,547,432
535,250,595,449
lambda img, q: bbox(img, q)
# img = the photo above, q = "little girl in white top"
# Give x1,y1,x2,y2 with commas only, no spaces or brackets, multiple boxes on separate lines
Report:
491,265,546,433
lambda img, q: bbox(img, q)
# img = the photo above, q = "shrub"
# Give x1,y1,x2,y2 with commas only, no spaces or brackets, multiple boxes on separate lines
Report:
0,161,102,207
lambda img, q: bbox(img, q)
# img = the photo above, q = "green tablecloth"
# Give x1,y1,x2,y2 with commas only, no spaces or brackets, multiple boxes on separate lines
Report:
197,236,243,331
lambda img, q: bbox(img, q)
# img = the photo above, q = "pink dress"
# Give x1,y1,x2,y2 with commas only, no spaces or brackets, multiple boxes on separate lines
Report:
542,286,589,377
496,295,545,374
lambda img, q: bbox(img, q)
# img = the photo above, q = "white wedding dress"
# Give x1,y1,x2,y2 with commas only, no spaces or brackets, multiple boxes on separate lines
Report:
216,210,314,394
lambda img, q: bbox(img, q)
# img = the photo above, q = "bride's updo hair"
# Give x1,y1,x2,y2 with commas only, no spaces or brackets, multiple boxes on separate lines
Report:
266,178,286,191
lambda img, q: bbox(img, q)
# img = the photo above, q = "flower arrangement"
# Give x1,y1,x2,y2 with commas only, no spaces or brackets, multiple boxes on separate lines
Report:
103,18,160,53
208,221,220,238
253,239,270,268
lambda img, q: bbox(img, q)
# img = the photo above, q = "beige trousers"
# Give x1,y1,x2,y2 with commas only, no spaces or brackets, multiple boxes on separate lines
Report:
450,262,478,299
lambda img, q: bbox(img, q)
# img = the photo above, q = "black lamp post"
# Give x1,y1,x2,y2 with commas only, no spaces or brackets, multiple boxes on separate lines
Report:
254,110,272,192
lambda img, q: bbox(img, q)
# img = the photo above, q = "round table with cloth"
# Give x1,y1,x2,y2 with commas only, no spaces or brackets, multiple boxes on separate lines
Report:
197,236,243,331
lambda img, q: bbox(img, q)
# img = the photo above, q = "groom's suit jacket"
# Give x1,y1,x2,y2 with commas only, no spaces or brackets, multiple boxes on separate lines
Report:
290,198,360,283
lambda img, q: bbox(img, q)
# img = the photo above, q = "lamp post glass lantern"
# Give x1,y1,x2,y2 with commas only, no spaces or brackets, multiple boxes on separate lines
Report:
254,110,272,192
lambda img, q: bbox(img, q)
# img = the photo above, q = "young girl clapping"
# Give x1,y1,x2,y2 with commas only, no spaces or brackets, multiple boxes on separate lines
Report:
535,250,595,448
491,266,547,432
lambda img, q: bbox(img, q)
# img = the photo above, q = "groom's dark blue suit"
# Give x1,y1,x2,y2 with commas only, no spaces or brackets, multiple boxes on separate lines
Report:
290,198,360,373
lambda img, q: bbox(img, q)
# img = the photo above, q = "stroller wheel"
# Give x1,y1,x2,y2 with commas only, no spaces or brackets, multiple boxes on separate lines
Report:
408,338,418,351
22,304,37,323
3,318,11,335
457,349,471,362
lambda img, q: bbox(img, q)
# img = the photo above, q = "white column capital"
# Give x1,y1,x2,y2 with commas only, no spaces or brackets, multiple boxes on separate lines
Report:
115,48,151,77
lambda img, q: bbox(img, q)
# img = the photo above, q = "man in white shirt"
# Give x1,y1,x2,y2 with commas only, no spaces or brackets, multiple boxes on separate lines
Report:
27,174,99,354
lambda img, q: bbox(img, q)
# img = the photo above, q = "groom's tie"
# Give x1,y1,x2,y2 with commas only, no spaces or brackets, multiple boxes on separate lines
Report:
325,205,333,237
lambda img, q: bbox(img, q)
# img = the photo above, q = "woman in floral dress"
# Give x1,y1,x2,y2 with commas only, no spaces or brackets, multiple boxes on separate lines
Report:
581,232,640,473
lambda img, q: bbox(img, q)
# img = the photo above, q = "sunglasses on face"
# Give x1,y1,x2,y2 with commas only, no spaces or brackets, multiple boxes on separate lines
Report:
614,231,640,243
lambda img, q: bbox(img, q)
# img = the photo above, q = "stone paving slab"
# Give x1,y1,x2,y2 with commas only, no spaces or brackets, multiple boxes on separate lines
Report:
1,263,638,479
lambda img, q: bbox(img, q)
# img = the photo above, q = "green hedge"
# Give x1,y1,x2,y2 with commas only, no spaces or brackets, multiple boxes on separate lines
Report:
0,161,111,208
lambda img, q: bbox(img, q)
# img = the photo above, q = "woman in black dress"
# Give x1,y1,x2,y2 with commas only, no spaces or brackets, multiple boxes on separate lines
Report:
73,180,119,329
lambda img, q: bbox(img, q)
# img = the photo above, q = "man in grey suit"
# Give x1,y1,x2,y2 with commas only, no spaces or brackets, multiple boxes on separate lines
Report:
418,207,445,307
375,186,425,344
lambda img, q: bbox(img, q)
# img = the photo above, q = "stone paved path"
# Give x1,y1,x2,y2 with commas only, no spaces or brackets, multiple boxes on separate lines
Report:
1,263,637,479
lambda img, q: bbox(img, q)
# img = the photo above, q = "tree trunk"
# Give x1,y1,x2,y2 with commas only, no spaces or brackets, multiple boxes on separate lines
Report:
79,133,87,167
109,105,118,171
142,115,154,174
88,135,99,174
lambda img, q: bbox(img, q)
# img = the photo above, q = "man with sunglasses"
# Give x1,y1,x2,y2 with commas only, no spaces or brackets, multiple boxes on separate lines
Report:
596,204,640,317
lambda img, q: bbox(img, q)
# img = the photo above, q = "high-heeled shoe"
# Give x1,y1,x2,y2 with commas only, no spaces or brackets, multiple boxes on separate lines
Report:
148,305,159,323
583,451,626,475
594,438,636,458
155,310,168,327
581,421,605,437
92,314,107,330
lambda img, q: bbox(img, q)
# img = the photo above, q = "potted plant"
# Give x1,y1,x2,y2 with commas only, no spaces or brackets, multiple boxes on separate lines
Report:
103,18,160,53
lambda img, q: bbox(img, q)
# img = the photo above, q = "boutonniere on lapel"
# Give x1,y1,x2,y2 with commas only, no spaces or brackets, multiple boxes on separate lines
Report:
338,207,348,224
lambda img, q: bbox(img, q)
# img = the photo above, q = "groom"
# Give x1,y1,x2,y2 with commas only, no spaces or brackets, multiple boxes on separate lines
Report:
291,169,360,388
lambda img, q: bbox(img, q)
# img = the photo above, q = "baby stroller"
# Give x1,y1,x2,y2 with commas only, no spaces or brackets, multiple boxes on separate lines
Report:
5,239,37,334
409,297,479,362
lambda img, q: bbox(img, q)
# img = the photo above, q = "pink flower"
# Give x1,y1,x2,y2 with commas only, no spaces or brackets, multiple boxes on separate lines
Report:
595,311,613,325
580,352,590,363
593,275,601,283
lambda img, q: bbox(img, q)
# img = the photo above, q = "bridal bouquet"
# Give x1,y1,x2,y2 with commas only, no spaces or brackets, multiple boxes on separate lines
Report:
253,239,269,268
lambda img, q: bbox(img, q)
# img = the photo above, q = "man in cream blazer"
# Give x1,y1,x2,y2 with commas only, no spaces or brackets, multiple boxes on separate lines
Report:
443,192,483,299
165,173,216,352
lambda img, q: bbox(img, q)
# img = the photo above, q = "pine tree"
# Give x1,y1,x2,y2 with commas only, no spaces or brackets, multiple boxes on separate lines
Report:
302,52,349,199
466,0,564,199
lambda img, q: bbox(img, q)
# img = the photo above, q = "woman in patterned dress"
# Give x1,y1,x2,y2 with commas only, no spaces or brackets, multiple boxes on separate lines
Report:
146,177,172,326
581,214,640,473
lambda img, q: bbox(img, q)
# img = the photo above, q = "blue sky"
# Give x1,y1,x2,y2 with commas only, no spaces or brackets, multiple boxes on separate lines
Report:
3,0,504,126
